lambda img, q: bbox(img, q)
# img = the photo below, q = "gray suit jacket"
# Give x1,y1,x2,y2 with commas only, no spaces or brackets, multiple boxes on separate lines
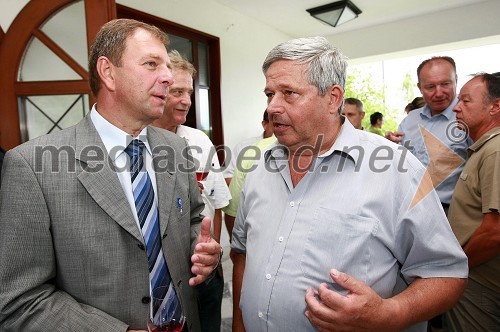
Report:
0,115,204,331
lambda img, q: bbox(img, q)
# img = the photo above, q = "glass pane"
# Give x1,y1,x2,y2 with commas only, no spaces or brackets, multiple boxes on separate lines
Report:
168,35,192,62
315,9,343,26
18,94,89,141
19,37,82,81
198,42,209,87
198,88,211,137
40,0,88,70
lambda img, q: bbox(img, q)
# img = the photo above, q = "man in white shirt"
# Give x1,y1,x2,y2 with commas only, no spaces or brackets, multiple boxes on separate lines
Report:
152,50,230,332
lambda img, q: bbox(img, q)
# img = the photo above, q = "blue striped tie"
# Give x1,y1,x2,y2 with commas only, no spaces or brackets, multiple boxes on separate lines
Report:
125,139,180,316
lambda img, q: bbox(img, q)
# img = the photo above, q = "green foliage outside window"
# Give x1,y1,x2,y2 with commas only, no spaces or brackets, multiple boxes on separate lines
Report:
344,68,403,133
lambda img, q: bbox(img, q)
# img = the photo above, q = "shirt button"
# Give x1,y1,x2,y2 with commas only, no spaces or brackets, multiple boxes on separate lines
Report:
290,201,295,207
265,274,271,280
258,312,263,318
278,236,284,242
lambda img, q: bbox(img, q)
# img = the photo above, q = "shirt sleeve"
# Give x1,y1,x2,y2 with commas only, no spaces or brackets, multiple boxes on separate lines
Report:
230,178,248,254
394,170,468,282
480,150,500,213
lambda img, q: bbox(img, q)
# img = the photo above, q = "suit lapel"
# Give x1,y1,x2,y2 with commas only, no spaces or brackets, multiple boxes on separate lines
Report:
75,116,143,243
148,127,176,237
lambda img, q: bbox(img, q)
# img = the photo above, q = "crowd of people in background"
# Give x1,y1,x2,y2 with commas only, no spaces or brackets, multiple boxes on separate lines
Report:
0,18,498,332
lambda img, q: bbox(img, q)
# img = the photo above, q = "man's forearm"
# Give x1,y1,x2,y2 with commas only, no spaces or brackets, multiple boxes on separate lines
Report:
224,214,235,242
463,211,500,268
387,277,467,329
213,209,223,243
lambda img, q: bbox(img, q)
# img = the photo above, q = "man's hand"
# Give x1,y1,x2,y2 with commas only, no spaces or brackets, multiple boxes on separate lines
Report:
304,269,399,332
385,131,404,143
189,217,221,286
197,181,204,193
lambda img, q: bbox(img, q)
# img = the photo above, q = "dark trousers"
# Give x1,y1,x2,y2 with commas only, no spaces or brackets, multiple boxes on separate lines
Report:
446,278,500,331
197,270,224,332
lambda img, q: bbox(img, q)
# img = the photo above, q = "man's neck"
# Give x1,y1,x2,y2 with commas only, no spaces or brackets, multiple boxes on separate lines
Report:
167,124,178,133
151,117,178,133
287,122,342,187
94,103,147,137
472,123,500,141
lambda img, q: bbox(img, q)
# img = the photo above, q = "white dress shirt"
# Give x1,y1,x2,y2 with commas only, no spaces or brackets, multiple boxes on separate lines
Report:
90,105,158,231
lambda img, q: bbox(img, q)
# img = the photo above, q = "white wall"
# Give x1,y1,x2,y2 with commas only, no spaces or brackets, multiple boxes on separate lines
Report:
0,0,29,31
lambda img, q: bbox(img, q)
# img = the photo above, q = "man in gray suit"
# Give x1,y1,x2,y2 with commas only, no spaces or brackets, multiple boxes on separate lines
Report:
0,19,221,332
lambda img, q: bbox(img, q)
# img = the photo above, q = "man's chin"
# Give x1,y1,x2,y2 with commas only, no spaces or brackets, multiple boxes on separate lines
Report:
174,115,188,125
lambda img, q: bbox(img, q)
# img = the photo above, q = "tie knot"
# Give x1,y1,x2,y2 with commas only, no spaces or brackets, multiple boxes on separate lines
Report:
125,139,145,159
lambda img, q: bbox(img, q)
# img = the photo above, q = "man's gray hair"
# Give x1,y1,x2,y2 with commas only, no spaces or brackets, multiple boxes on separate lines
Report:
262,36,348,96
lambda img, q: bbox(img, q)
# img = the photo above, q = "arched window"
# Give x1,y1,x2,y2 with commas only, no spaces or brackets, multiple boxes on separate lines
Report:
0,0,115,150
0,0,223,151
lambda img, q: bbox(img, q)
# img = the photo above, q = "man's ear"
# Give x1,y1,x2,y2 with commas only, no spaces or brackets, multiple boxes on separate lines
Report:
490,98,500,116
261,120,267,130
329,85,344,114
96,56,115,92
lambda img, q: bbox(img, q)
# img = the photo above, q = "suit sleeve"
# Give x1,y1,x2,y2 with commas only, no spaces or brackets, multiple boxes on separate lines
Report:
0,149,127,332
183,140,205,254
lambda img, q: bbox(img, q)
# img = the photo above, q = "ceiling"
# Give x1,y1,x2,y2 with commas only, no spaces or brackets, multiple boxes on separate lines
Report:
211,0,487,38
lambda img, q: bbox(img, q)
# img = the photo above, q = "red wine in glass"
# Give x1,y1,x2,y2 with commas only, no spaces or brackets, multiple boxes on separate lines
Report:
148,285,186,332
195,171,209,181
148,320,184,332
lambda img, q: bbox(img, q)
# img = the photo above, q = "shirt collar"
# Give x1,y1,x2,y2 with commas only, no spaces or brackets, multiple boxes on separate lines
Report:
420,98,458,120
90,105,151,161
175,125,188,140
467,126,500,157
265,116,362,166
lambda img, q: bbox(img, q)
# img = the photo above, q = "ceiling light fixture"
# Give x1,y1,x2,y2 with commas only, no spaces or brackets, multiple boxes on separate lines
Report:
306,0,362,28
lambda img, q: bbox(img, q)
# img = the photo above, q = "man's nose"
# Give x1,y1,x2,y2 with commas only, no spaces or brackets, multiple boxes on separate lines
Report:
435,85,445,96
267,96,283,114
180,93,191,105
161,66,174,87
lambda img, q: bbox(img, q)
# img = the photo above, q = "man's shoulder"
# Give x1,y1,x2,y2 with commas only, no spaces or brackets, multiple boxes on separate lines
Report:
13,123,80,156
399,108,424,127
149,125,188,146
177,125,213,145
476,129,500,155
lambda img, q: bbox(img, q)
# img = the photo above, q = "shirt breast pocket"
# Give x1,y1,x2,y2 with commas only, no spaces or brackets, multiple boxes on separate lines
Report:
299,207,378,292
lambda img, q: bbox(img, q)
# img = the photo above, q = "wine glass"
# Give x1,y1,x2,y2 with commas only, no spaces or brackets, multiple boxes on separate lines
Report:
195,167,209,182
148,285,186,332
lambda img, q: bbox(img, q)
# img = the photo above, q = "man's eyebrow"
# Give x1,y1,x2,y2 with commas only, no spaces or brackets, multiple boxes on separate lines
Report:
265,83,295,91
140,54,164,61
